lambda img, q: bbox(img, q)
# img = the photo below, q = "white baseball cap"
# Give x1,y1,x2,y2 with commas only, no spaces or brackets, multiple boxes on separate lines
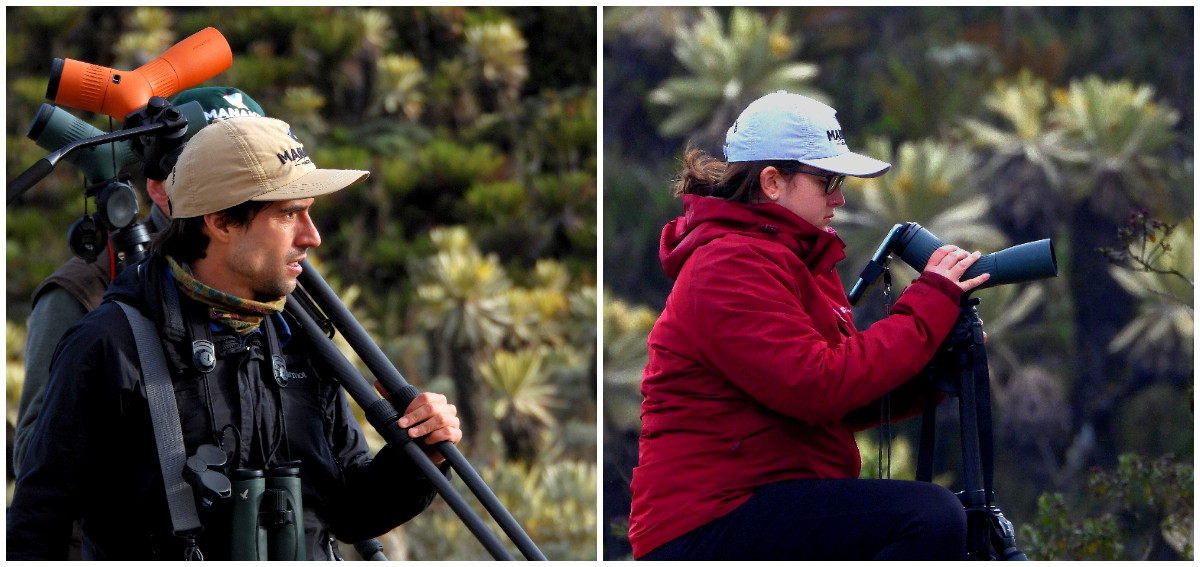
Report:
724,91,891,177
167,116,368,218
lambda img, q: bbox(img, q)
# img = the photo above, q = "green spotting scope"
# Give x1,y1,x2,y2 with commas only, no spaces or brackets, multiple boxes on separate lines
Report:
26,101,209,183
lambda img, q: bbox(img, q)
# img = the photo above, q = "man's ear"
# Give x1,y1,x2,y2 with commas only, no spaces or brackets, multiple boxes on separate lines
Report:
145,179,171,217
202,212,234,244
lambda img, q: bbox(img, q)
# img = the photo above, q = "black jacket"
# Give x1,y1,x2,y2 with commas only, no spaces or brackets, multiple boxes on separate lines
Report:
7,254,442,560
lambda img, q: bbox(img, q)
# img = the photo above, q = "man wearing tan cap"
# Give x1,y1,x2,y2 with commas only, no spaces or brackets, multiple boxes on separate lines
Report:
8,116,461,560
14,87,269,480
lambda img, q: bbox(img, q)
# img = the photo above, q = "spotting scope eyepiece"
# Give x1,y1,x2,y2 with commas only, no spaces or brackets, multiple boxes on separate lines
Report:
27,101,211,182
26,103,138,182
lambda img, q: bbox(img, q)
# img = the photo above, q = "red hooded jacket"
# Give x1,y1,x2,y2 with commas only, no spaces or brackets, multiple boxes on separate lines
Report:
628,195,965,558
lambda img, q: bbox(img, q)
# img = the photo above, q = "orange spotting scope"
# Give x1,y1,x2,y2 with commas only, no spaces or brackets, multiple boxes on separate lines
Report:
46,27,232,121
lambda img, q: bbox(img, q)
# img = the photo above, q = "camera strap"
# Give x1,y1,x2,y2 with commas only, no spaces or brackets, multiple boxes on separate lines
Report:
117,301,204,560
878,267,894,479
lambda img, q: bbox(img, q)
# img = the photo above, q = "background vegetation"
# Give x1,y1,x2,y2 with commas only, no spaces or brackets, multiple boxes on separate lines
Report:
5,6,596,560
603,6,1192,561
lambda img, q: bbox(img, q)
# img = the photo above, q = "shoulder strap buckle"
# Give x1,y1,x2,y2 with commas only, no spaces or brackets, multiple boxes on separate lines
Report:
192,340,216,374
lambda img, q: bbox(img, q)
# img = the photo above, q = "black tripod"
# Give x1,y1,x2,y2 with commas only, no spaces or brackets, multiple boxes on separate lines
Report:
287,260,546,560
915,297,1027,561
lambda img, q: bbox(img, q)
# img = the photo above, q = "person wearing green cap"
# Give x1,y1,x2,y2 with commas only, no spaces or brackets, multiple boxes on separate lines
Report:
12,88,267,511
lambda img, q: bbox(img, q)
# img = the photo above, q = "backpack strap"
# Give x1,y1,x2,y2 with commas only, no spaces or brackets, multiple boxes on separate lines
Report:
263,314,289,388
116,301,204,560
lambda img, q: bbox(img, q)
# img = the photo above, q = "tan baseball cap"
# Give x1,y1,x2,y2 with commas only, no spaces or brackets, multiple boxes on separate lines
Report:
166,116,369,218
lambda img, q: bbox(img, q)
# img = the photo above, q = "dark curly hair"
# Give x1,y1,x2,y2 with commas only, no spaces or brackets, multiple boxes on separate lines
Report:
148,200,272,264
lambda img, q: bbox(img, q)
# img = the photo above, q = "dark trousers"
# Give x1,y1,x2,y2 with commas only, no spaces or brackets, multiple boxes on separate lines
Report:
639,479,967,561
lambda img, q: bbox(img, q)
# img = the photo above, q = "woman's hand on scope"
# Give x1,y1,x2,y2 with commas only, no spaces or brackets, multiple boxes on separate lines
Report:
924,245,991,293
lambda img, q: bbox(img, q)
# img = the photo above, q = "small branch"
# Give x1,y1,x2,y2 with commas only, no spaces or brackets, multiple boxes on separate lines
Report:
1099,210,1194,291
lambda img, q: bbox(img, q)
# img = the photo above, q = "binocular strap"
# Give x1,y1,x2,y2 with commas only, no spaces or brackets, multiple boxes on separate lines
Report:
117,301,204,557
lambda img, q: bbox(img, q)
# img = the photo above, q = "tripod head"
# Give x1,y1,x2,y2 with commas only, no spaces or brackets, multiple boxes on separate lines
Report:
64,174,146,266
9,28,233,274
25,99,205,272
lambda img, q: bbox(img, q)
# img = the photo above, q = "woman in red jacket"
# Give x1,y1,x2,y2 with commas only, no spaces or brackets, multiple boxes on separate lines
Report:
629,91,990,560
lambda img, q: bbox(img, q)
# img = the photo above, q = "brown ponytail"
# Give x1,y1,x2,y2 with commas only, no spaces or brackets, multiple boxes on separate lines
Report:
672,146,804,204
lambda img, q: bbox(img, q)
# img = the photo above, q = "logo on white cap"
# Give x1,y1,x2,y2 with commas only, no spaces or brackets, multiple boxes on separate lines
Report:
724,91,891,178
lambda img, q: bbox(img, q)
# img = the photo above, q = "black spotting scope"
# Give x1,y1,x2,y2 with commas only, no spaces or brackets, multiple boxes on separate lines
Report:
848,222,1058,305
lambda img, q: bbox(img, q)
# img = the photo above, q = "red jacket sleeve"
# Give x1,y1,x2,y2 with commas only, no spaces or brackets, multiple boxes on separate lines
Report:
680,237,963,425
843,272,963,430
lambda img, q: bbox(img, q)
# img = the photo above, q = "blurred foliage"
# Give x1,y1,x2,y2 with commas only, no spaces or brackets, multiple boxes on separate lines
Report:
855,431,957,490
480,347,559,462
600,296,657,433
959,69,1080,223
6,322,24,430
403,458,596,561
1104,215,1193,375
603,6,1192,560
648,7,822,147
1020,454,1193,560
6,6,595,561
599,295,657,560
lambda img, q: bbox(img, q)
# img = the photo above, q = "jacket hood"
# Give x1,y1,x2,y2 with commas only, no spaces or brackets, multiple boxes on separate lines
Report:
659,194,847,279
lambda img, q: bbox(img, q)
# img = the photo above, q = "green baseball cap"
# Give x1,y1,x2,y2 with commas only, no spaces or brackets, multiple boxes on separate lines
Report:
170,86,265,123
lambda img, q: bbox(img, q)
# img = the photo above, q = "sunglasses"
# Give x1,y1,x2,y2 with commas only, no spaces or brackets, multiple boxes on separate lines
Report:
800,170,846,195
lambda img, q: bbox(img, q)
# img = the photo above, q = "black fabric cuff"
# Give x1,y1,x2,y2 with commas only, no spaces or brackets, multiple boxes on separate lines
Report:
373,442,454,482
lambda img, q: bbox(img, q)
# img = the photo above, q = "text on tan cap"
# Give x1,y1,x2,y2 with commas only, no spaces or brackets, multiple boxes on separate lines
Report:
166,116,369,218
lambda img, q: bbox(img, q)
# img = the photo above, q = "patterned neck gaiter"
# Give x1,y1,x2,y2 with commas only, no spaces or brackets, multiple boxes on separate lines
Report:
167,256,286,336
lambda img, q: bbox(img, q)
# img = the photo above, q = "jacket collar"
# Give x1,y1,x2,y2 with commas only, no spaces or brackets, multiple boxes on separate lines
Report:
103,254,187,343
660,194,846,279
105,254,292,347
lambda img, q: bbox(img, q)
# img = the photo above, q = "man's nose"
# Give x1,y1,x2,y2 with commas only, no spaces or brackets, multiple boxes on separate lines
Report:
298,215,321,248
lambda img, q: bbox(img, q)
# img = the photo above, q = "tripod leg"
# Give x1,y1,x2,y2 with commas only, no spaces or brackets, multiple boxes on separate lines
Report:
948,300,1002,560
956,347,992,559
285,299,519,560
959,299,1028,560
295,260,547,561
915,368,938,483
